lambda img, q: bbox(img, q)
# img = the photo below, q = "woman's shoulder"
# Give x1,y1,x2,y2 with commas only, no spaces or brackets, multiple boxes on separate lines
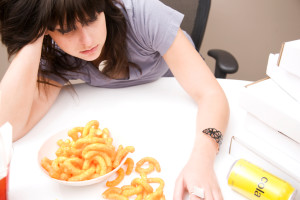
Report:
120,0,184,55
120,0,175,17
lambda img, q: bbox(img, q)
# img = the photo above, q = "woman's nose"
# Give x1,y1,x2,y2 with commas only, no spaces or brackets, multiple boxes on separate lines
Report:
78,26,93,47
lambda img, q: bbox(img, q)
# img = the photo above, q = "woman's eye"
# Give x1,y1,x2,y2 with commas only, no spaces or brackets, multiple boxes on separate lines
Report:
58,29,72,35
56,27,74,35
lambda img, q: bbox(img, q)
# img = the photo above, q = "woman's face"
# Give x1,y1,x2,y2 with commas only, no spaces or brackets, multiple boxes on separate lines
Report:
48,12,107,61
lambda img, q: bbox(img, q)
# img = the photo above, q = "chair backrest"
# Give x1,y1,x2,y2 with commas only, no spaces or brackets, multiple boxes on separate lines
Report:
159,0,211,52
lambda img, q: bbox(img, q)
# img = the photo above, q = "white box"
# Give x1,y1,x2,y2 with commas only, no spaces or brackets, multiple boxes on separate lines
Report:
230,132,300,182
244,113,300,163
239,78,300,144
266,53,300,102
229,136,300,199
278,39,300,78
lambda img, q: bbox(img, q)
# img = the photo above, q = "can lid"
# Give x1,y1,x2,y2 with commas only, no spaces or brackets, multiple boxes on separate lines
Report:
289,189,297,200
226,159,239,181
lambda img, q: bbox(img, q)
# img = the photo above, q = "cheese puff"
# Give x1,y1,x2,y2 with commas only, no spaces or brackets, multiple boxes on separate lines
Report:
55,146,72,157
82,143,115,157
131,178,153,194
82,158,93,170
90,173,101,179
121,185,135,191
103,187,122,198
82,120,99,137
63,157,84,175
121,185,143,197
73,137,106,149
56,139,70,147
106,168,125,187
140,172,147,180
145,189,163,200
60,139,71,146
114,145,123,162
113,146,135,168
41,158,61,179
83,151,113,172
94,128,103,137
41,157,52,172
87,127,96,137
69,147,82,158
124,158,134,175
68,165,96,181
136,157,161,173
48,169,61,180
97,152,113,172
135,162,155,175
56,139,64,147
147,178,165,191
105,137,113,145
83,150,98,160
68,127,84,141
60,173,71,181
96,164,102,175
102,128,110,138
51,156,68,172
93,155,107,175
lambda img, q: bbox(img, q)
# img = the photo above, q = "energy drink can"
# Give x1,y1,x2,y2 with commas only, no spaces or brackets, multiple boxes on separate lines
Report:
227,159,296,200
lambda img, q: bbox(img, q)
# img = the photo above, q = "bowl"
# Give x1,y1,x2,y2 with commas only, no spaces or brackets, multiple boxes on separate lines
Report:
37,128,128,186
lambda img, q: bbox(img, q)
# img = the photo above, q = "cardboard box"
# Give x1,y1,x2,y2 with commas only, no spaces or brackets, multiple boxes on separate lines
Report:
244,113,300,163
266,53,300,102
278,39,300,78
239,78,300,144
229,136,300,199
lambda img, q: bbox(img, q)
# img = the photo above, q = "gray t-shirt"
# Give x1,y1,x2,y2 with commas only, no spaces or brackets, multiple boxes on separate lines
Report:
42,0,188,88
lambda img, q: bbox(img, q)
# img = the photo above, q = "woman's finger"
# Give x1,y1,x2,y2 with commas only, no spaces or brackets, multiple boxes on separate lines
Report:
173,174,185,200
212,186,224,200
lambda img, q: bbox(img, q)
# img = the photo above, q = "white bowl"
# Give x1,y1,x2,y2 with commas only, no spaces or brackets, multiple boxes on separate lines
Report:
37,129,128,186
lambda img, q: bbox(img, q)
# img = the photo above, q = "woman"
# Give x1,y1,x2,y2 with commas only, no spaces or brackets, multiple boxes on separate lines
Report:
0,0,229,199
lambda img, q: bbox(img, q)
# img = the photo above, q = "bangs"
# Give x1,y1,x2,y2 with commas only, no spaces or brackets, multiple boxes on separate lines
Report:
47,0,105,32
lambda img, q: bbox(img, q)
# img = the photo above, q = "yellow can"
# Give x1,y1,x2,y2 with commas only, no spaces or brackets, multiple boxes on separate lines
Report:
227,159,296,200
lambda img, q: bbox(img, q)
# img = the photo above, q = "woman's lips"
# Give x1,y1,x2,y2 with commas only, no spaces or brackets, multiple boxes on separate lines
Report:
80,45,99,55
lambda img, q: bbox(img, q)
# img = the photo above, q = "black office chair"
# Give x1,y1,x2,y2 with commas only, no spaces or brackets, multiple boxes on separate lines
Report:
160,0,238,79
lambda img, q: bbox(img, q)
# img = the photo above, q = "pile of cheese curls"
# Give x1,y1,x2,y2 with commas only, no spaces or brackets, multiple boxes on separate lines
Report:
41,120,165,199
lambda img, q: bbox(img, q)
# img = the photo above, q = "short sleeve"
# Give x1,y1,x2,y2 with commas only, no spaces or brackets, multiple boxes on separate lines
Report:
124,0,184,55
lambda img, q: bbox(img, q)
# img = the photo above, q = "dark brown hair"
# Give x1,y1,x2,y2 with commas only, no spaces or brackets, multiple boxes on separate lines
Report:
0,0,139,86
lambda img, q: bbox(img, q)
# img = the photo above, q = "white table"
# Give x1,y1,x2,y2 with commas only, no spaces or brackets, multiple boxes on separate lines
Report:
9,78,251,200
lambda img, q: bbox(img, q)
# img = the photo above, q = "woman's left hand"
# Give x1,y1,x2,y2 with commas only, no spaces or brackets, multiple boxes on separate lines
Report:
173,152,224,200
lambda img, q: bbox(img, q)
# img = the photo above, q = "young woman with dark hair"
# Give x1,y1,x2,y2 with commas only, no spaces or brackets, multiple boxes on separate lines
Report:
0,0,229,199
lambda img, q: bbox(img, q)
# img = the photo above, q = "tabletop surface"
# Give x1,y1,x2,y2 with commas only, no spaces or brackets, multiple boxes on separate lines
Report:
9,78,252,200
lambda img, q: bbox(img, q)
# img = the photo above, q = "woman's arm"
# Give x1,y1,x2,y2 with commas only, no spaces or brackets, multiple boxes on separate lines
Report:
163,29,229,200
0,36,61,141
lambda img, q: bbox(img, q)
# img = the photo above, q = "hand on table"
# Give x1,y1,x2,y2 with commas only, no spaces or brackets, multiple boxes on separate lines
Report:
173,154,223,200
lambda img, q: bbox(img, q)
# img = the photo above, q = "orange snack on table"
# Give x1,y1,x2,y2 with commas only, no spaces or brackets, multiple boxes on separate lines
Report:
106,168,125,187
40,120,134,182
